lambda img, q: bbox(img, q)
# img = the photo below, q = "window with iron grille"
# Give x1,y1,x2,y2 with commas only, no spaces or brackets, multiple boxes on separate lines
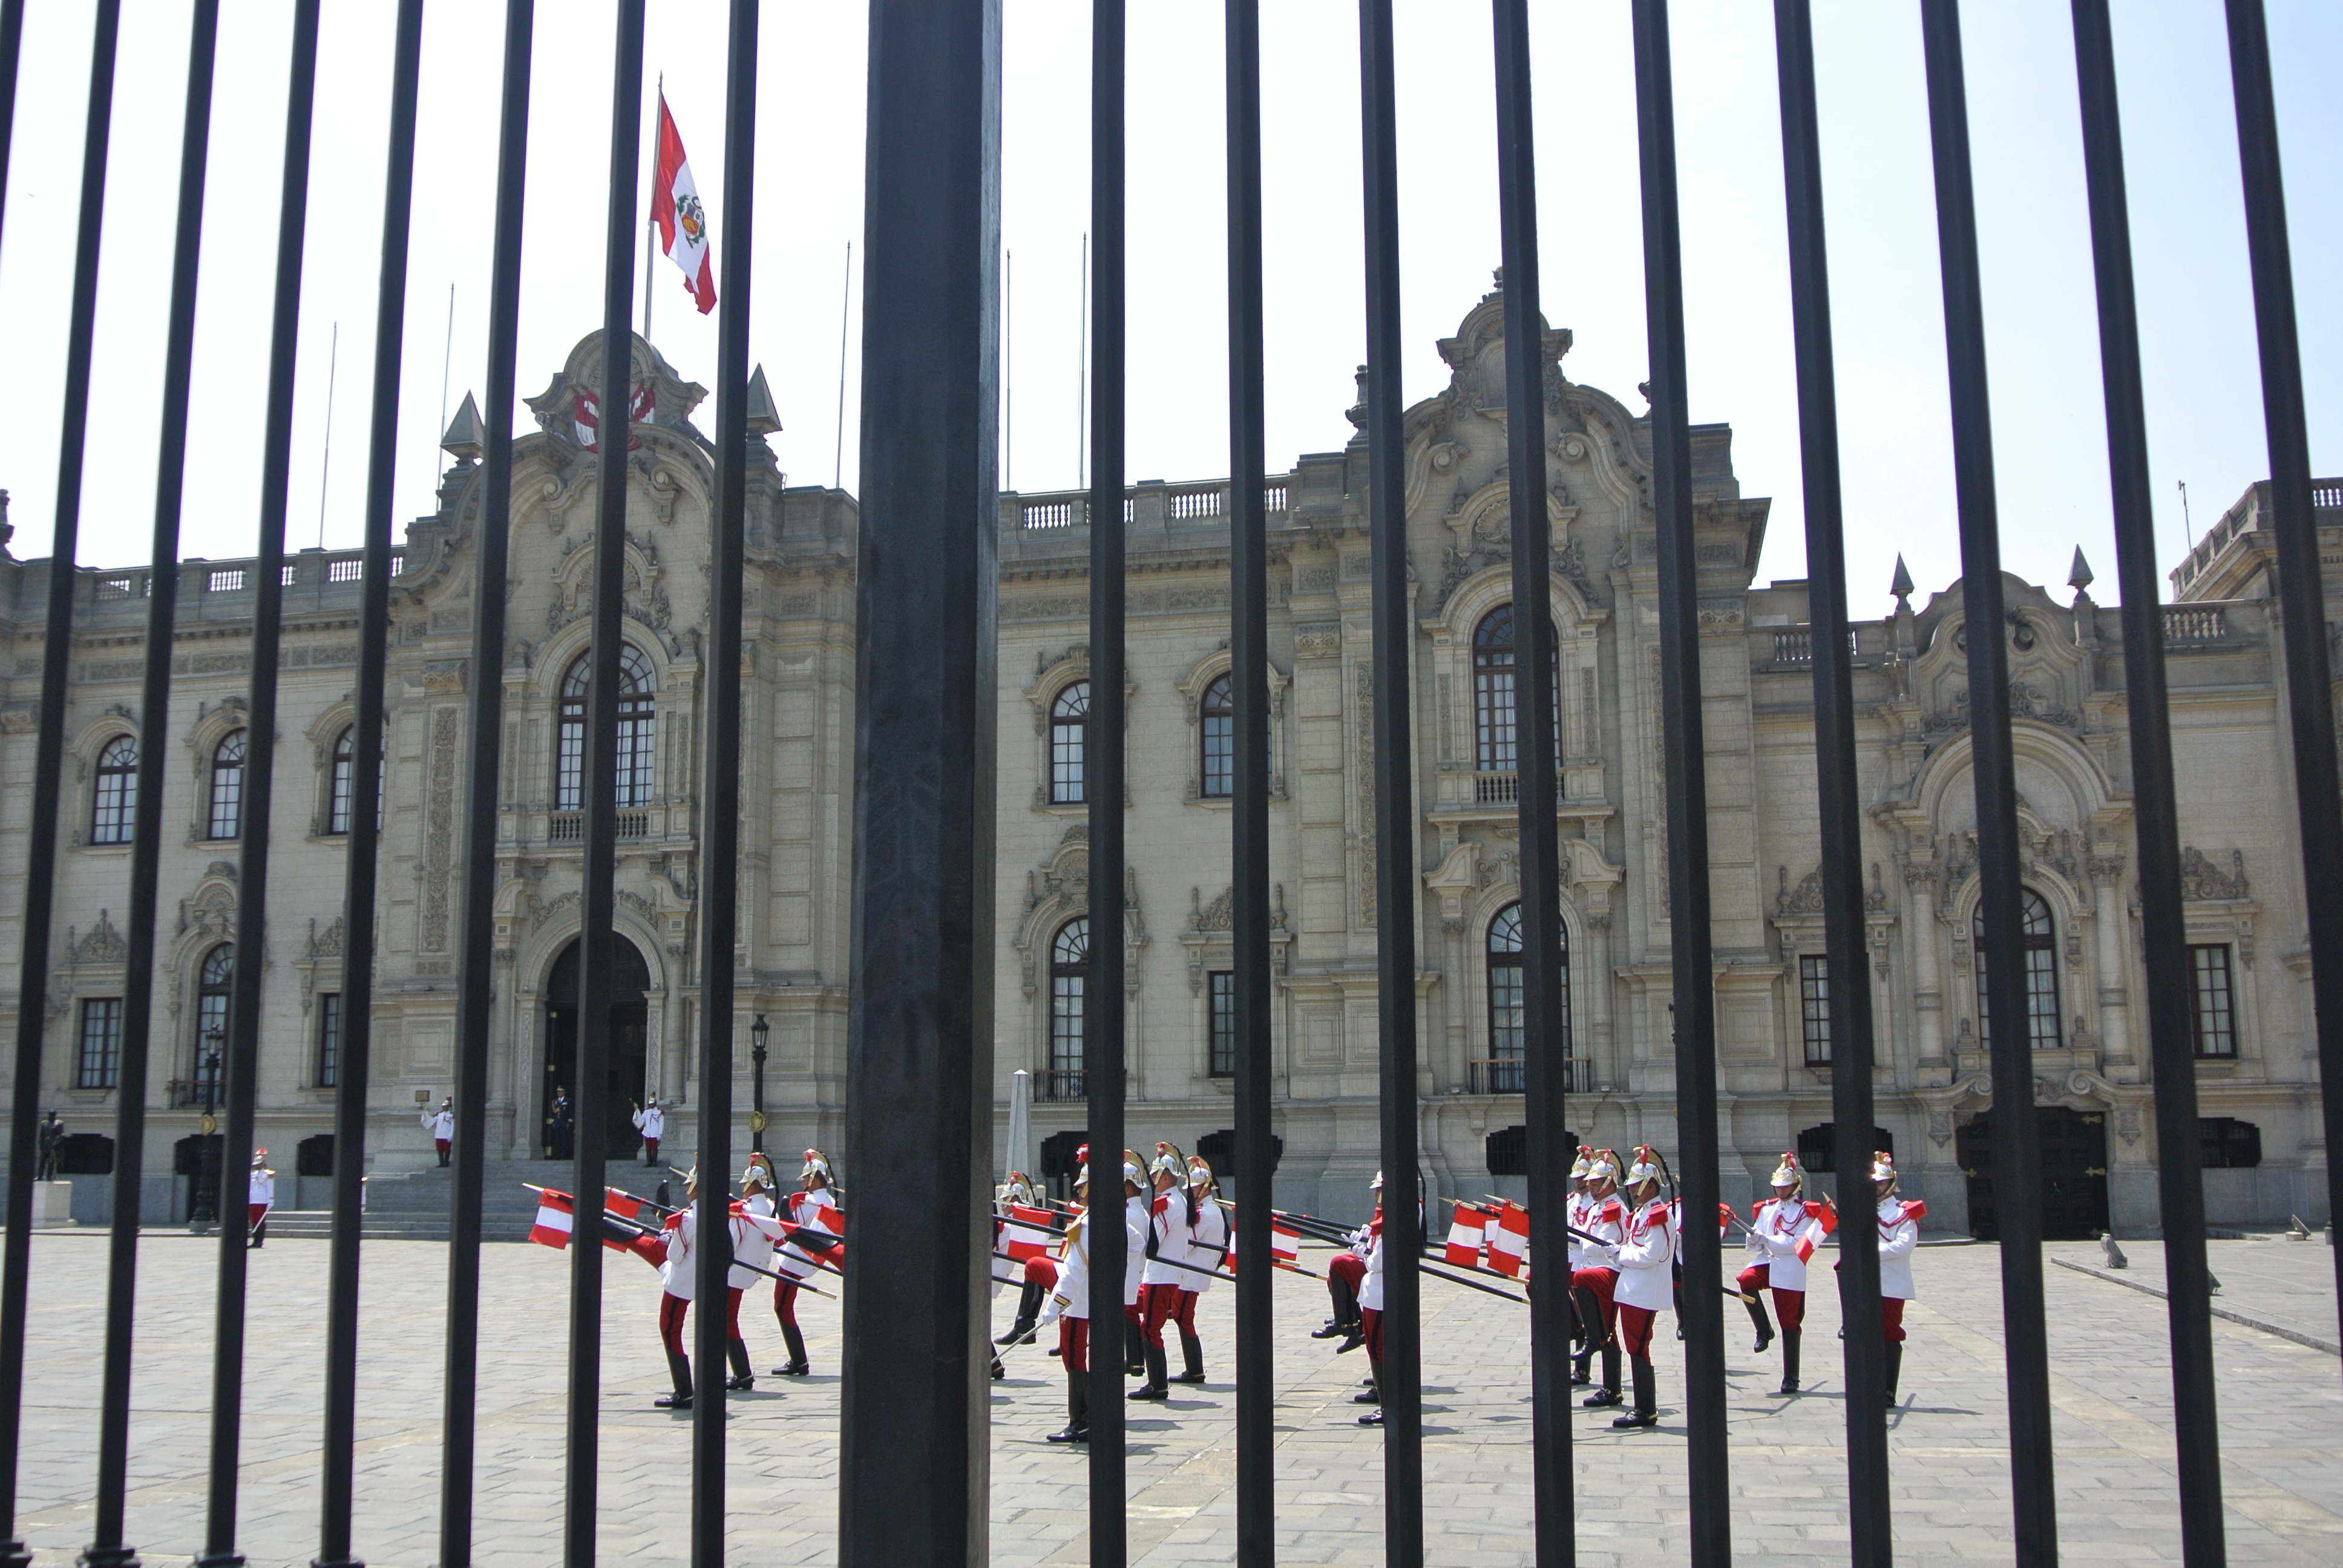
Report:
1200,673,1233,799
1487,903,1525,1088
1472,604,1562,776
316,991,342,1089
91,734,137,844
1208,970,1235,1076
1050,918,1087,1077
208,729,246,839
557,644,657,811
1798,954,1831,1065
1049,681,1089,804
2198,1116,2260,1169
77,998,122,1090
1974,887,2063,1051
2188,943,2236,1058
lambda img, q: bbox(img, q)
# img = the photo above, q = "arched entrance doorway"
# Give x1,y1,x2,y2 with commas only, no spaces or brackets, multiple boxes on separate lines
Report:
542,935,652,1159
1956,1105,2109,1241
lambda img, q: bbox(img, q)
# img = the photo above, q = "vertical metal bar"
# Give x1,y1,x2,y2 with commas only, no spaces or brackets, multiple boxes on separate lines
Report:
437,5,531,1564
1770,4,1891,1560
316,5,424,1564
568,7,643,1565
2067,2,2226,1555
2221,0,2343,1360
1223,3,1274,1563
1628,5,1731,1561
690,4,757,1561
1915,5,2059,1560
837,2,1000,1563
1490,8,1572,1563
1085,5,1129,1561
1355,4,1422,1561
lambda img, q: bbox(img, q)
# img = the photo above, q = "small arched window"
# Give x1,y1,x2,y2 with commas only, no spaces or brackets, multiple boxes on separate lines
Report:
1200,673,1234,799
1484,901,1570,1094
91,734,139,844
1050,917,1089,1093
1473,604,1561,776
1050,681,1089,805
208,730,247,840
557,644,658,811
1975,887,2062,1051
195,942,235,1097
328,728,355,835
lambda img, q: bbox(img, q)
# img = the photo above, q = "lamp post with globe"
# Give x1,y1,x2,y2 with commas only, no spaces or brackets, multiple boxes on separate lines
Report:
749,1013,770,1155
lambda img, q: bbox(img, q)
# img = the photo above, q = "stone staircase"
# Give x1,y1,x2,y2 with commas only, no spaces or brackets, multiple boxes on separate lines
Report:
262,1158,647,1243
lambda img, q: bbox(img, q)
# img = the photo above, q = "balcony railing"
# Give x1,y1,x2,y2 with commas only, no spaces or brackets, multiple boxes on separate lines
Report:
1034,1068,1088,1103
1475,771,1518,805
548,810,650,842
1466,1057,1592,1096
165,1077,224,1110
1771,627,1861,665
2162,606,2230,645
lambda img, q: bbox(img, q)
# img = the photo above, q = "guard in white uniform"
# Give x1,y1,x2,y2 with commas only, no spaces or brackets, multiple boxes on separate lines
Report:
726,1160,785,1391
1037,1162,1147,1445
631,1098,666,1167
1739,1151,1832,1394
1354,1175,1389,1426
1570,1150,1628,1401
1131,1145,1192,1401
1873,1152,1922,1410
1120,1154,1150,1376
771,1149,839,1376
1173,1157,1228,1384
1598,1145,1677,1429
654,1167,700,1410
246,1150,275,1249
421,1098,455,1167
1561,1147,1598,1380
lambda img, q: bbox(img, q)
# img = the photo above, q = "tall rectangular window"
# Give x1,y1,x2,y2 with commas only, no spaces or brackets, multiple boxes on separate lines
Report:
1208,970,1236,1077
317,992,342,1088
1799,954,1832,1065
77,998,122,1089
2188,944,2236,1058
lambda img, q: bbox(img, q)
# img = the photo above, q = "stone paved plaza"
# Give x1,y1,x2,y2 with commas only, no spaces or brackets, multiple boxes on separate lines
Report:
13,1229,2342,1565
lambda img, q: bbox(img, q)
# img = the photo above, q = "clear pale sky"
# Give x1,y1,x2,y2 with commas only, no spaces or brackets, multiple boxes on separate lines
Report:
1,1,2335,614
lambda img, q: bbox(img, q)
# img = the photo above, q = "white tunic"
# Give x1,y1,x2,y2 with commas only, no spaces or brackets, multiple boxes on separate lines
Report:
777,1187,839,1281
632,1104,665,1140
248,1168,275,1207
1140,1191,1193,1289
1122,1195,1150,1307
1357,1227,1388,1313
729,1192,782,1290
1182,1197,1229,1292
1877,1198,1920,1301
658,1205,696,1301
1746,1195,1816,1292
1610,1198,1676,1312
1043,1214,1093,1323
1564,1188,1593,1269
421,1108,454,1140
1575,1194,1625,1271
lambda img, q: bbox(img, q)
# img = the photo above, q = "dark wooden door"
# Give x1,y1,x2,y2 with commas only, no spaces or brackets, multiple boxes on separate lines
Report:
1958,1105,2111,1241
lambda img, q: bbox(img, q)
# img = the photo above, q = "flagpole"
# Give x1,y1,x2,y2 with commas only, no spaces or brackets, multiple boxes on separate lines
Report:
643,73,662,345
833,238,850,490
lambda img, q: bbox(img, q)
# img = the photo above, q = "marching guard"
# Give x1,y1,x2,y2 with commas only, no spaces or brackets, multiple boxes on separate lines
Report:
1874,1151,1922,1409
1569,1150,1627,1402
1173,1156,1227,1384
246,1149,275,1249
771,1149,839,1376
1562,1147,1600,1383
654,1166,700,1411
1601,1145,1676,1429
1119,1152,1149,1376
1131,1145,1192,1401
1740,1152,1830,1395
727,1158,784,1391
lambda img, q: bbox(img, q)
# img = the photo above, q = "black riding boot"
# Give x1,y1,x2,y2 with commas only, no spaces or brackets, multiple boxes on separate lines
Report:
778,1322,810,1376
1743,1292,1775,1353
1314,1274,1357,1338
249,1217,266,1250
1123,1317,1144,1375
1173,1330,1205,1383
1884,1340,1903,1409
726,1338,755,1390
1047,1374,1090,1442
1129,1343,1170,1400
1582,1344,1622,1407
1776,1330,1801,1396
998,1280,1044,1345
1612,1357,1658,1428
655,1351,693,1410
1570,1288,1598,1383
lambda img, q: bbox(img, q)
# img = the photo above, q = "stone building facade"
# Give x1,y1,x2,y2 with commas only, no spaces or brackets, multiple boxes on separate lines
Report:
3,291,2333,1233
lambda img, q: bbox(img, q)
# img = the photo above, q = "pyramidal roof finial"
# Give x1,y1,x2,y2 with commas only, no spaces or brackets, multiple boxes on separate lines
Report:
440,391,483,463
2068,547,2096,593
1889,554,1915,605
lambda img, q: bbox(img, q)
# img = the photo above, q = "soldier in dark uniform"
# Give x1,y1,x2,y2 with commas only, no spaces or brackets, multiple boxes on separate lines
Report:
36,1111,65,1181
549,1091,574,1161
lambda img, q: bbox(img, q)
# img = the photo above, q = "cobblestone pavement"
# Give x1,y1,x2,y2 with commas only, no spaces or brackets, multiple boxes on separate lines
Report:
13,1229,2342,1565
2048,1234,2342,1354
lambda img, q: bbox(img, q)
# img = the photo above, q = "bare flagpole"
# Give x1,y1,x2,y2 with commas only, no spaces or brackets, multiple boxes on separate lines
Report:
316,319,337,548
833,238,850,489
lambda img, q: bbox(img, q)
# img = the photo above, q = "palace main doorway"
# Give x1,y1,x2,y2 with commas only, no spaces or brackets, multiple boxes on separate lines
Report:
1958,1105,2111,1241
541,935,652,1159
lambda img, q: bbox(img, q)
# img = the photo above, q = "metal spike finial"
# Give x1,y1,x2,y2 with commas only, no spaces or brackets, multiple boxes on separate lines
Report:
439,391,483,463
2068,547,2095,593
1889,554,1915,604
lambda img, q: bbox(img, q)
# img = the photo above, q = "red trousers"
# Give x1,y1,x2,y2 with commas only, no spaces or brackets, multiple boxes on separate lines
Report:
658,1292,689,1356
726,1285,744,1338
1139,1282,1193,1347
1329,1252,1366,1296
1882,1297,1907,1344
1617,1302,1659,1360
1025,1256,1060,1292
1360,1306,1384,1364
1060,1315,1090,1373
773,1275,802,1328
1736,1264,1806,1331
643,1137,661,1161
247,1204,269,1230
433,1140,450,1155
1571,1266,1620,1344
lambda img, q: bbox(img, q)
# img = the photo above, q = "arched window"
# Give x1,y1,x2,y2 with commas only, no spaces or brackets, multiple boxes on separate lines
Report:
195,943,234,1099
1050,681,1089,805
91,734,138,844
208,730,246,840
557,644,658,811
1975,887,2062,1051
326,727,382,837
1050,917,1089,1095
1483,903,1571,1093
1200,673,1234,799
1473,604,1561,777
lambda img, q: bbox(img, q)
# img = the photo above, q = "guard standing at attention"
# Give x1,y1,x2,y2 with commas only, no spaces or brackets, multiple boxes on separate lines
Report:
1601,1145,1678,1430
654,1166,700,1411
631,1097,665,1167
1119,1152,1150,1377
1173,1156,1227,1384
246,1149,275,1249
421,1097,454,1167
1570,1150,1627,1403
1131,1145,1192,1402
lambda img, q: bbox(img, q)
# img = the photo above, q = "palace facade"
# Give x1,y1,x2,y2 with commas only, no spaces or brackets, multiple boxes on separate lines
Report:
4,284,2332,1233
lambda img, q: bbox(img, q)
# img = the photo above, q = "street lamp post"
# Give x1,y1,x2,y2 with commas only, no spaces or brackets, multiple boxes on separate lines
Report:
189,1027,224,1231
749,1013,770,1154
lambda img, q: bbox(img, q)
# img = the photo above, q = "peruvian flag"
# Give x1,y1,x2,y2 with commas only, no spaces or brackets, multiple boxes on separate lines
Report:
1792,1201,1839,1264
650,91,716,315
1227,1216,1300,1270
1485,1201,1531,1278
1001,1204,1058,1264
528,1186,666,1268
529,1189,574,1249
1446,1202,1489,1269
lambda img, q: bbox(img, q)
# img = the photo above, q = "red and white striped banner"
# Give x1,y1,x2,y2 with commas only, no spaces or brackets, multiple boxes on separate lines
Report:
1485,1201,1530,1278
1446,1202,1489,1268
1001,1204,1058,1264
529,1189,574,1249
1793,1202,1839,1264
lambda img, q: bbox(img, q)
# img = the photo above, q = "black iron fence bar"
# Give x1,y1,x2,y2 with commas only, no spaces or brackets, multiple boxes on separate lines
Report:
1916,4,2059,1560
0,8,110,1562
0,0,19,257
1086,5,1131,1558
316,5,423,1564
1630,6,1731,1560
838,3,1001,1560
2067,4,2226,1558
2221,0,2343,1360
1771,3,1890,1559
439,5,532,1563
1357,3,1423,1560
569,5,643,1563
1223,2,1274,1562
691,2,758,1558
1490,7,1572,1563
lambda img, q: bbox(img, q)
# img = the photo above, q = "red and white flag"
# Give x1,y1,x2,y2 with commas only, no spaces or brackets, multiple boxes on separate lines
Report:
1226,1216,1301,1271
1446,1202,1489,1269
650,91,716,315
529,1189,574,1250
1485,1201,1531,1278
1792,1201,1839,1264
1001,1204,1058,1264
